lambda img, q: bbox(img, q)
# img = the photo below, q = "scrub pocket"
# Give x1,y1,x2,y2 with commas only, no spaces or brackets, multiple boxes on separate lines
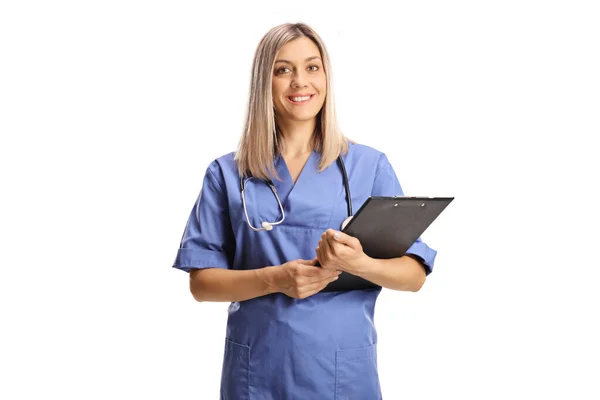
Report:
335,343,381,400
220,339,250,400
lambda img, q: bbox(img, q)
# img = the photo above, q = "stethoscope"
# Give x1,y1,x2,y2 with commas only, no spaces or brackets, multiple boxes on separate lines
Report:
240,155,353,231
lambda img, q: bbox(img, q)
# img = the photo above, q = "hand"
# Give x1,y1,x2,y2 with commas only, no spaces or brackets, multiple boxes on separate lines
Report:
316,229,370,274
270,258,341,299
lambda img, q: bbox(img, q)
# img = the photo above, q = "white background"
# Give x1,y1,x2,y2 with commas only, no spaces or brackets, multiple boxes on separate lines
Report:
1,0,599,399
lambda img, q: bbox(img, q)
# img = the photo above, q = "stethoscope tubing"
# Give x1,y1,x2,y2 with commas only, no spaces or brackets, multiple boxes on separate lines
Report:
240,155,352,231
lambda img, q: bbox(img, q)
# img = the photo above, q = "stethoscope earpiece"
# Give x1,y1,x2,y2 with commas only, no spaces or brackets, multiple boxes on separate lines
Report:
262,221,273,231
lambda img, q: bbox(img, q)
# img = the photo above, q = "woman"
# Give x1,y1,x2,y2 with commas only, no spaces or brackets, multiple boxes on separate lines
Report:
173,22,437,399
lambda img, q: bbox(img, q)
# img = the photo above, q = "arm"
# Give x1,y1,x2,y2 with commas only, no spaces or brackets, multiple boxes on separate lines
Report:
353,254,426,292
173,163,339,302
316,230,426,292
190,267,277,302
190,259,341,302
316,153,438,289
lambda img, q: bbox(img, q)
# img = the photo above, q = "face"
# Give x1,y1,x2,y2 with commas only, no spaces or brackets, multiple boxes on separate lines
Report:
271,37,327,124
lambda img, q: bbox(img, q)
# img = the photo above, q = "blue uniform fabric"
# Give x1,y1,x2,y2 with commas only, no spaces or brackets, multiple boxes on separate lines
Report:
173,143,437,399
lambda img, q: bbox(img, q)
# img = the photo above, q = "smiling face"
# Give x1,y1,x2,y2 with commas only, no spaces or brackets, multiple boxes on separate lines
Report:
271,37,327,124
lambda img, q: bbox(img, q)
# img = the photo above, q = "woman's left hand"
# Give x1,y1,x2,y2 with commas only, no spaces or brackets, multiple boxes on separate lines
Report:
316,229,371,275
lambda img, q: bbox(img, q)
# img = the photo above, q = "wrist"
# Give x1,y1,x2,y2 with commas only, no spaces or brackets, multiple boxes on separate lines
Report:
346,254,374,276
255,266,280,295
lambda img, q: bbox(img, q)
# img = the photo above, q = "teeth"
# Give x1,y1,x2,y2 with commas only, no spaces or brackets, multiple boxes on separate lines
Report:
290,96,311,102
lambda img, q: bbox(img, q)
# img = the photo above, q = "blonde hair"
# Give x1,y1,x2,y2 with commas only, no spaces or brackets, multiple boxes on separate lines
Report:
234,22,349,180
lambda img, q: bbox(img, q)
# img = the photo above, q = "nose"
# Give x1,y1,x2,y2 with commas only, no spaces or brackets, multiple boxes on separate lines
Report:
291,70,309,88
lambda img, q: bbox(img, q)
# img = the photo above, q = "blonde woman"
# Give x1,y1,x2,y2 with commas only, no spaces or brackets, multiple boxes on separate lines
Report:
173,22,437,399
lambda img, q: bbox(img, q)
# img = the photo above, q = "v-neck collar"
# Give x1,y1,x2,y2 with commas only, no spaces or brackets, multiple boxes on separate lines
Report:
272,151,319,206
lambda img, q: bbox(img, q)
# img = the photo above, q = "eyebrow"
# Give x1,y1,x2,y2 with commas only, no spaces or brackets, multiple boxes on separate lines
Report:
274,56,322,64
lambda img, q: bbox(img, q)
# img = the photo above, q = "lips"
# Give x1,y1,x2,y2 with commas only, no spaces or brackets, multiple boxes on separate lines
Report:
287,94,314,104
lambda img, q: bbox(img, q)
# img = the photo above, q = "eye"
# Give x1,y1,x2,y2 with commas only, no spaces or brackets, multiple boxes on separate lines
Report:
308,65,319,72
276,67,291,74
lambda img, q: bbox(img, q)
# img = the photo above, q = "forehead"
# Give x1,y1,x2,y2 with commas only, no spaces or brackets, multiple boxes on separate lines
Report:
275,37,321,62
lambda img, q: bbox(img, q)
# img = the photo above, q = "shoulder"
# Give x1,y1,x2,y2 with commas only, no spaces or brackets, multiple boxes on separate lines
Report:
202,151,238,190
346,142,392,172
347,142,384,158
210,151,237,173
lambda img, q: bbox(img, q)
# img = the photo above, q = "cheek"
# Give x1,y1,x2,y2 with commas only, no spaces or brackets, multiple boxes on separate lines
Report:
271,81,285,99
313,77,327,104
315,87,327,108
271,87,285,112
316,92,326,108
315,74,327,93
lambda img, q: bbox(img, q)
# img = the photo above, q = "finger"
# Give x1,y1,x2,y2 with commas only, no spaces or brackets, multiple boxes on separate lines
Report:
297,258,318,266
295,264,335,279
325,235,341,256
316,242,326,266
322,238,343,269
297,274,339,298
327,229,360,250
313,266,339,279
315,244,322,264
316,243,334,271
320,234,334,257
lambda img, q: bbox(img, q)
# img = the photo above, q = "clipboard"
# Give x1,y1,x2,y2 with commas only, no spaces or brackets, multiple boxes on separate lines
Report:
321,196,454,292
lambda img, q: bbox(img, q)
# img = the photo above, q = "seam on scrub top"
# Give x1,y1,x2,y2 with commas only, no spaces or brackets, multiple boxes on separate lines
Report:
334,350,339,400
247,342,251,398
177,265,228,270
326,152,349,228
270,224,334,231
370,154,387,195
176,256,230,269
176,250,229,266
325,179,346,228
206,166,227,194
235,207,332,231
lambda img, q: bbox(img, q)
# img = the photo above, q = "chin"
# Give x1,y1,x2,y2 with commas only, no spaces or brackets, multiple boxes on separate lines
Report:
290,107,323,120
290,113,320,122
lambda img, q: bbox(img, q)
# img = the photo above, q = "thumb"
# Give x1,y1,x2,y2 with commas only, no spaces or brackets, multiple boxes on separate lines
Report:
330,230,359,249
298,258,318,266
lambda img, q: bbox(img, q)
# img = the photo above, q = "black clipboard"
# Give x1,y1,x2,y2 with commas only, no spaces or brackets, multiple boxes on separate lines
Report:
321,196,454,292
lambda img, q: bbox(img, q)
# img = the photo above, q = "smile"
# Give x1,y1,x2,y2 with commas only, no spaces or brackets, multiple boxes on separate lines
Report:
287,94,314,105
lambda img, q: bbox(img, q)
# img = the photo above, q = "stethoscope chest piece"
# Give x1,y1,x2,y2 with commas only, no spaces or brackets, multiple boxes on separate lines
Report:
341,215,353,231
241,155,352,232
262,221,274,231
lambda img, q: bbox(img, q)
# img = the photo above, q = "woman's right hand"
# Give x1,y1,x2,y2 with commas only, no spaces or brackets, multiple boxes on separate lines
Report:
263,258,341,299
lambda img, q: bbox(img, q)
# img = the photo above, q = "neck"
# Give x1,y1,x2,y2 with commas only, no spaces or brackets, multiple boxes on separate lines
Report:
278,118,317,158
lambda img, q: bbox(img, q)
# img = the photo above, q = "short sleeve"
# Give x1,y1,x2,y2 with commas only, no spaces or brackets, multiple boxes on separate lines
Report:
371,153,438,275
172,165,235,273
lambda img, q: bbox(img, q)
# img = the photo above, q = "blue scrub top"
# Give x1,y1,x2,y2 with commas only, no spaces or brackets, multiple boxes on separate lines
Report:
173,143,437,400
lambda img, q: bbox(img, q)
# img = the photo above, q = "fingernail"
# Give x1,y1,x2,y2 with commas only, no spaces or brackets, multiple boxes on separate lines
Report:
338,271,342,275
334,232,341,239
